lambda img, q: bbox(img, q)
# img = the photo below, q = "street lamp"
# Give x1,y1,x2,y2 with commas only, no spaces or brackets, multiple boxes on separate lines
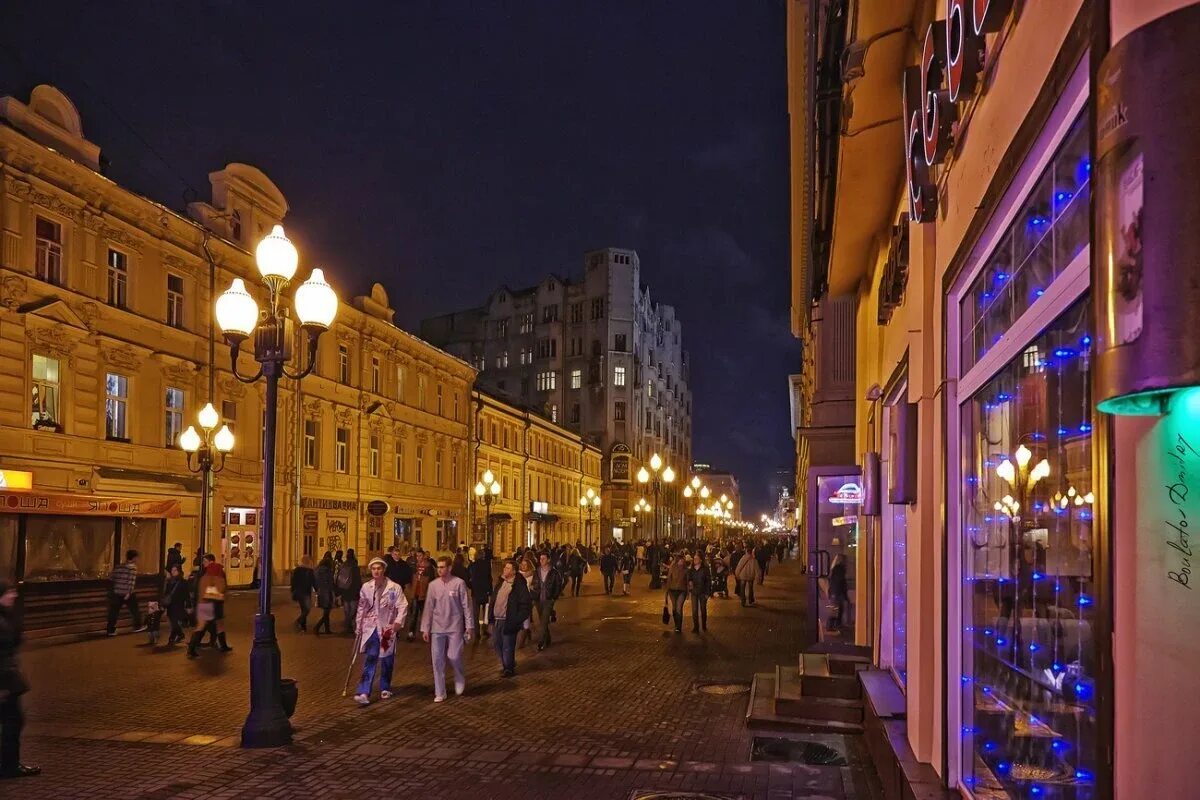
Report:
636,452,675,542
216,224,338,749
475,469,502,551
179,402,235,557
579,487,601,547
634,497,651,542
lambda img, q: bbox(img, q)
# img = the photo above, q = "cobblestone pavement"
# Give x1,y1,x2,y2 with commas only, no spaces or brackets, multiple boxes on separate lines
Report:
15,557,875,800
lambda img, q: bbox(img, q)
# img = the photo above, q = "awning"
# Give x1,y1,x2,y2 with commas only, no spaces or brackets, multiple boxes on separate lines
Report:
528,512,559,523
1,489,182,518
488,512,513,522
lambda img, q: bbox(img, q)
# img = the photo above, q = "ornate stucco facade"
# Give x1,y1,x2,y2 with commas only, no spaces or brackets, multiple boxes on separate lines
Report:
0,85,473,591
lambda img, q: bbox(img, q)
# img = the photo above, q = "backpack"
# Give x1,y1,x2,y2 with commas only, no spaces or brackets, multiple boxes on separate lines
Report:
335,563,353,591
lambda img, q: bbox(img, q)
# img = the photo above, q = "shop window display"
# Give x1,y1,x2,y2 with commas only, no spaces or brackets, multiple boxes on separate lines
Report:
960,301,1096,798
24,516,116,581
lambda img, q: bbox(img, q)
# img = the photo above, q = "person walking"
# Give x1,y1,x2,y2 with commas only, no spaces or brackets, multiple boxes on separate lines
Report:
106,549,145,636
729,543,745,601
734,548,762,607
384,545,413,592
0,581,38,780
187,556,232,657
468,551,493,639
529,552,564,651
489,560,531,678
517,558,536,647
290,555,317,633
338,549,363,634
407,553,432,642
712,553,730,599
619,548,635,595
165,542,185,574
450,553,471,585
686,552,712,634
599,547,617,595
314,553,336,635
353,557,409,706
636,542,646,573
161,564,189,645
665,554,688,633
421,556,472,702
567,547,586,597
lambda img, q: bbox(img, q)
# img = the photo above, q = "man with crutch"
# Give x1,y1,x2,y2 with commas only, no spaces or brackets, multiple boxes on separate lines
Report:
350,557,408,706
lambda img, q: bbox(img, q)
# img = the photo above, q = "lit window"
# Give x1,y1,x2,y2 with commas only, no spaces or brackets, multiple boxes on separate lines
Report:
614,400,626,421
614,366,626,387
335,427,350,473
537,371,557,391
570,369,582,389
164,387,185,447
497,351,509,369
105,373,129,440
549,404,558,423
107,249,128,308
31,354,61,429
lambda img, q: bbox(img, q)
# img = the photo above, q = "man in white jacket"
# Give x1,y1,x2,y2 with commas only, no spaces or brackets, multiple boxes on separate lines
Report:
353,557,409,706
421,555,472,702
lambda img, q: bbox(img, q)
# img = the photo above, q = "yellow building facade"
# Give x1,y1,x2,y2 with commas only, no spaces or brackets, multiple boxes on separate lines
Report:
0,85,473,600
470,390,602,554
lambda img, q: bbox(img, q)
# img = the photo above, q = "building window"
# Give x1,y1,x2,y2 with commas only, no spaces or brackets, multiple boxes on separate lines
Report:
105,373,129,440
230,210,242,242
107,249,128,309
453,392,461,421
542,304,559,323
569,403,580,424
416,444,425,483
570,369,582,389
473,354,485,371
338,345,351,384
166,274,185,328
220,400,237,434
519,347,532,365
451,451,460,489
960,114,1089,372
614,400,626,421
335,427,350,473
647,381,654,398
592,339,602,356
645,411,653,432
570,303,583,323
434,449,443,487
436,383,444,415
164,387,184,447
497,351,509,369
614,333,627,351
497,318,509,337
303,419,319,467
614,366,626,387
369,434,380,477
371,357,381,393
519,312,535,333
959,301,1096,797
537,339,557,359
536,371,557,392
35,217,63,286
418,374,428,408
591,298,605,320
396,365,407,401
30,354,62,429
549,404,558,423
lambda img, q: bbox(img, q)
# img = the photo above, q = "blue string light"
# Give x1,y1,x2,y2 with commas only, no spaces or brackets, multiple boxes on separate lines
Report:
1078,594,1093,606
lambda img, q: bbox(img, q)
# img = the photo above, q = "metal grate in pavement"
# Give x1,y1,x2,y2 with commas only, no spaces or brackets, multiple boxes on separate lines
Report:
750,736,847,765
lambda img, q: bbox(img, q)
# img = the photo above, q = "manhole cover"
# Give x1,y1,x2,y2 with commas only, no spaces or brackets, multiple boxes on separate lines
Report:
693,681,751,695
629,792,746,800
750,736,847,765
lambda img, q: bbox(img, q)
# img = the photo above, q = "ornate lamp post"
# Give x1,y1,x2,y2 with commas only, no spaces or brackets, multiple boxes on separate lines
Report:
578,487,601,547
635,497,651,542
474,470,502,552
682,476,709,539
179,403,235,557
215,225,338,749
636,453,675,542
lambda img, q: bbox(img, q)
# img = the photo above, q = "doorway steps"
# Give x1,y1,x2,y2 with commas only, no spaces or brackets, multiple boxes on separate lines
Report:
747,651,867,734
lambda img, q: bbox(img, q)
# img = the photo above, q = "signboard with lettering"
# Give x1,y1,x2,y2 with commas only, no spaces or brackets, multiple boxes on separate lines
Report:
611,443,631,484
300,497,357,511
0,470,33,490
829,483,863,505
1,490,181,518
366,499,390,517
903,0,1014,223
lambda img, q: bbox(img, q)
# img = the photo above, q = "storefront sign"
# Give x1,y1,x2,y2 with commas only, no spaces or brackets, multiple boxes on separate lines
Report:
904,0,1014,223
365,499,390,517
0,470,33,490
829,483,863,505
0,490,181,518
610,443,631,484
300,497,357,511
832,515,859,527
531,501,549,515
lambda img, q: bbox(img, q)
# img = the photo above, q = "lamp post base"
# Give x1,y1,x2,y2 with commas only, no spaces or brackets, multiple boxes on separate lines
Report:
240,613,292,748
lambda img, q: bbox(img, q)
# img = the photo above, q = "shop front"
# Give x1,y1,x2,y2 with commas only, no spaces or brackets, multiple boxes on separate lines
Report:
0,484,181,637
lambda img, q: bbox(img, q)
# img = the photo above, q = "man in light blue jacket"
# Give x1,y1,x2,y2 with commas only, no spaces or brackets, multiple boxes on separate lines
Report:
421,555,473,702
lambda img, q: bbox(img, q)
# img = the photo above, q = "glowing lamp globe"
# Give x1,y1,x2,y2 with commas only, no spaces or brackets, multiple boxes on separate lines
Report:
294,269,338,329
198,402,220,431
490,480,501,496
215,278,259,337
650,453,663,472
178,426,201,453
592,495,601,507
255,225,298,283
213,425,235,453
474,482,486,497
579,496,588,507
637,467,650,484
482,470,495,485
662,466,676,483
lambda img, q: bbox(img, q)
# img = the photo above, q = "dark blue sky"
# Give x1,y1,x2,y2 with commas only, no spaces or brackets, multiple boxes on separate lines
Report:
4,1,797,514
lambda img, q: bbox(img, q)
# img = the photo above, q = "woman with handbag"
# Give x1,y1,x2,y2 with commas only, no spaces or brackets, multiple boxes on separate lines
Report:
187,556,231,658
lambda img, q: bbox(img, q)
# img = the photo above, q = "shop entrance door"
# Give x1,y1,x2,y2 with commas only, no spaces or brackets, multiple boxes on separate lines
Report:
806,468,862,644
221,506,260,587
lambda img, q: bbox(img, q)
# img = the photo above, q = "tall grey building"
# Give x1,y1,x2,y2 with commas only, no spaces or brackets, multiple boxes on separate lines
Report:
420,248,692,542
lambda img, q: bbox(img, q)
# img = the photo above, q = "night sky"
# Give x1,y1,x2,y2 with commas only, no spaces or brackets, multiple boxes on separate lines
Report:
3,2,797,515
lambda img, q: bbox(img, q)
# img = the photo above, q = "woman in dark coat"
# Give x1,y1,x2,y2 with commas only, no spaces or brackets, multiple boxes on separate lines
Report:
339,549,363,635
567,548,586,597
686,552,713,634
314,552,336,635
161,564,190,645
290,555,317,633
0,580,39,779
